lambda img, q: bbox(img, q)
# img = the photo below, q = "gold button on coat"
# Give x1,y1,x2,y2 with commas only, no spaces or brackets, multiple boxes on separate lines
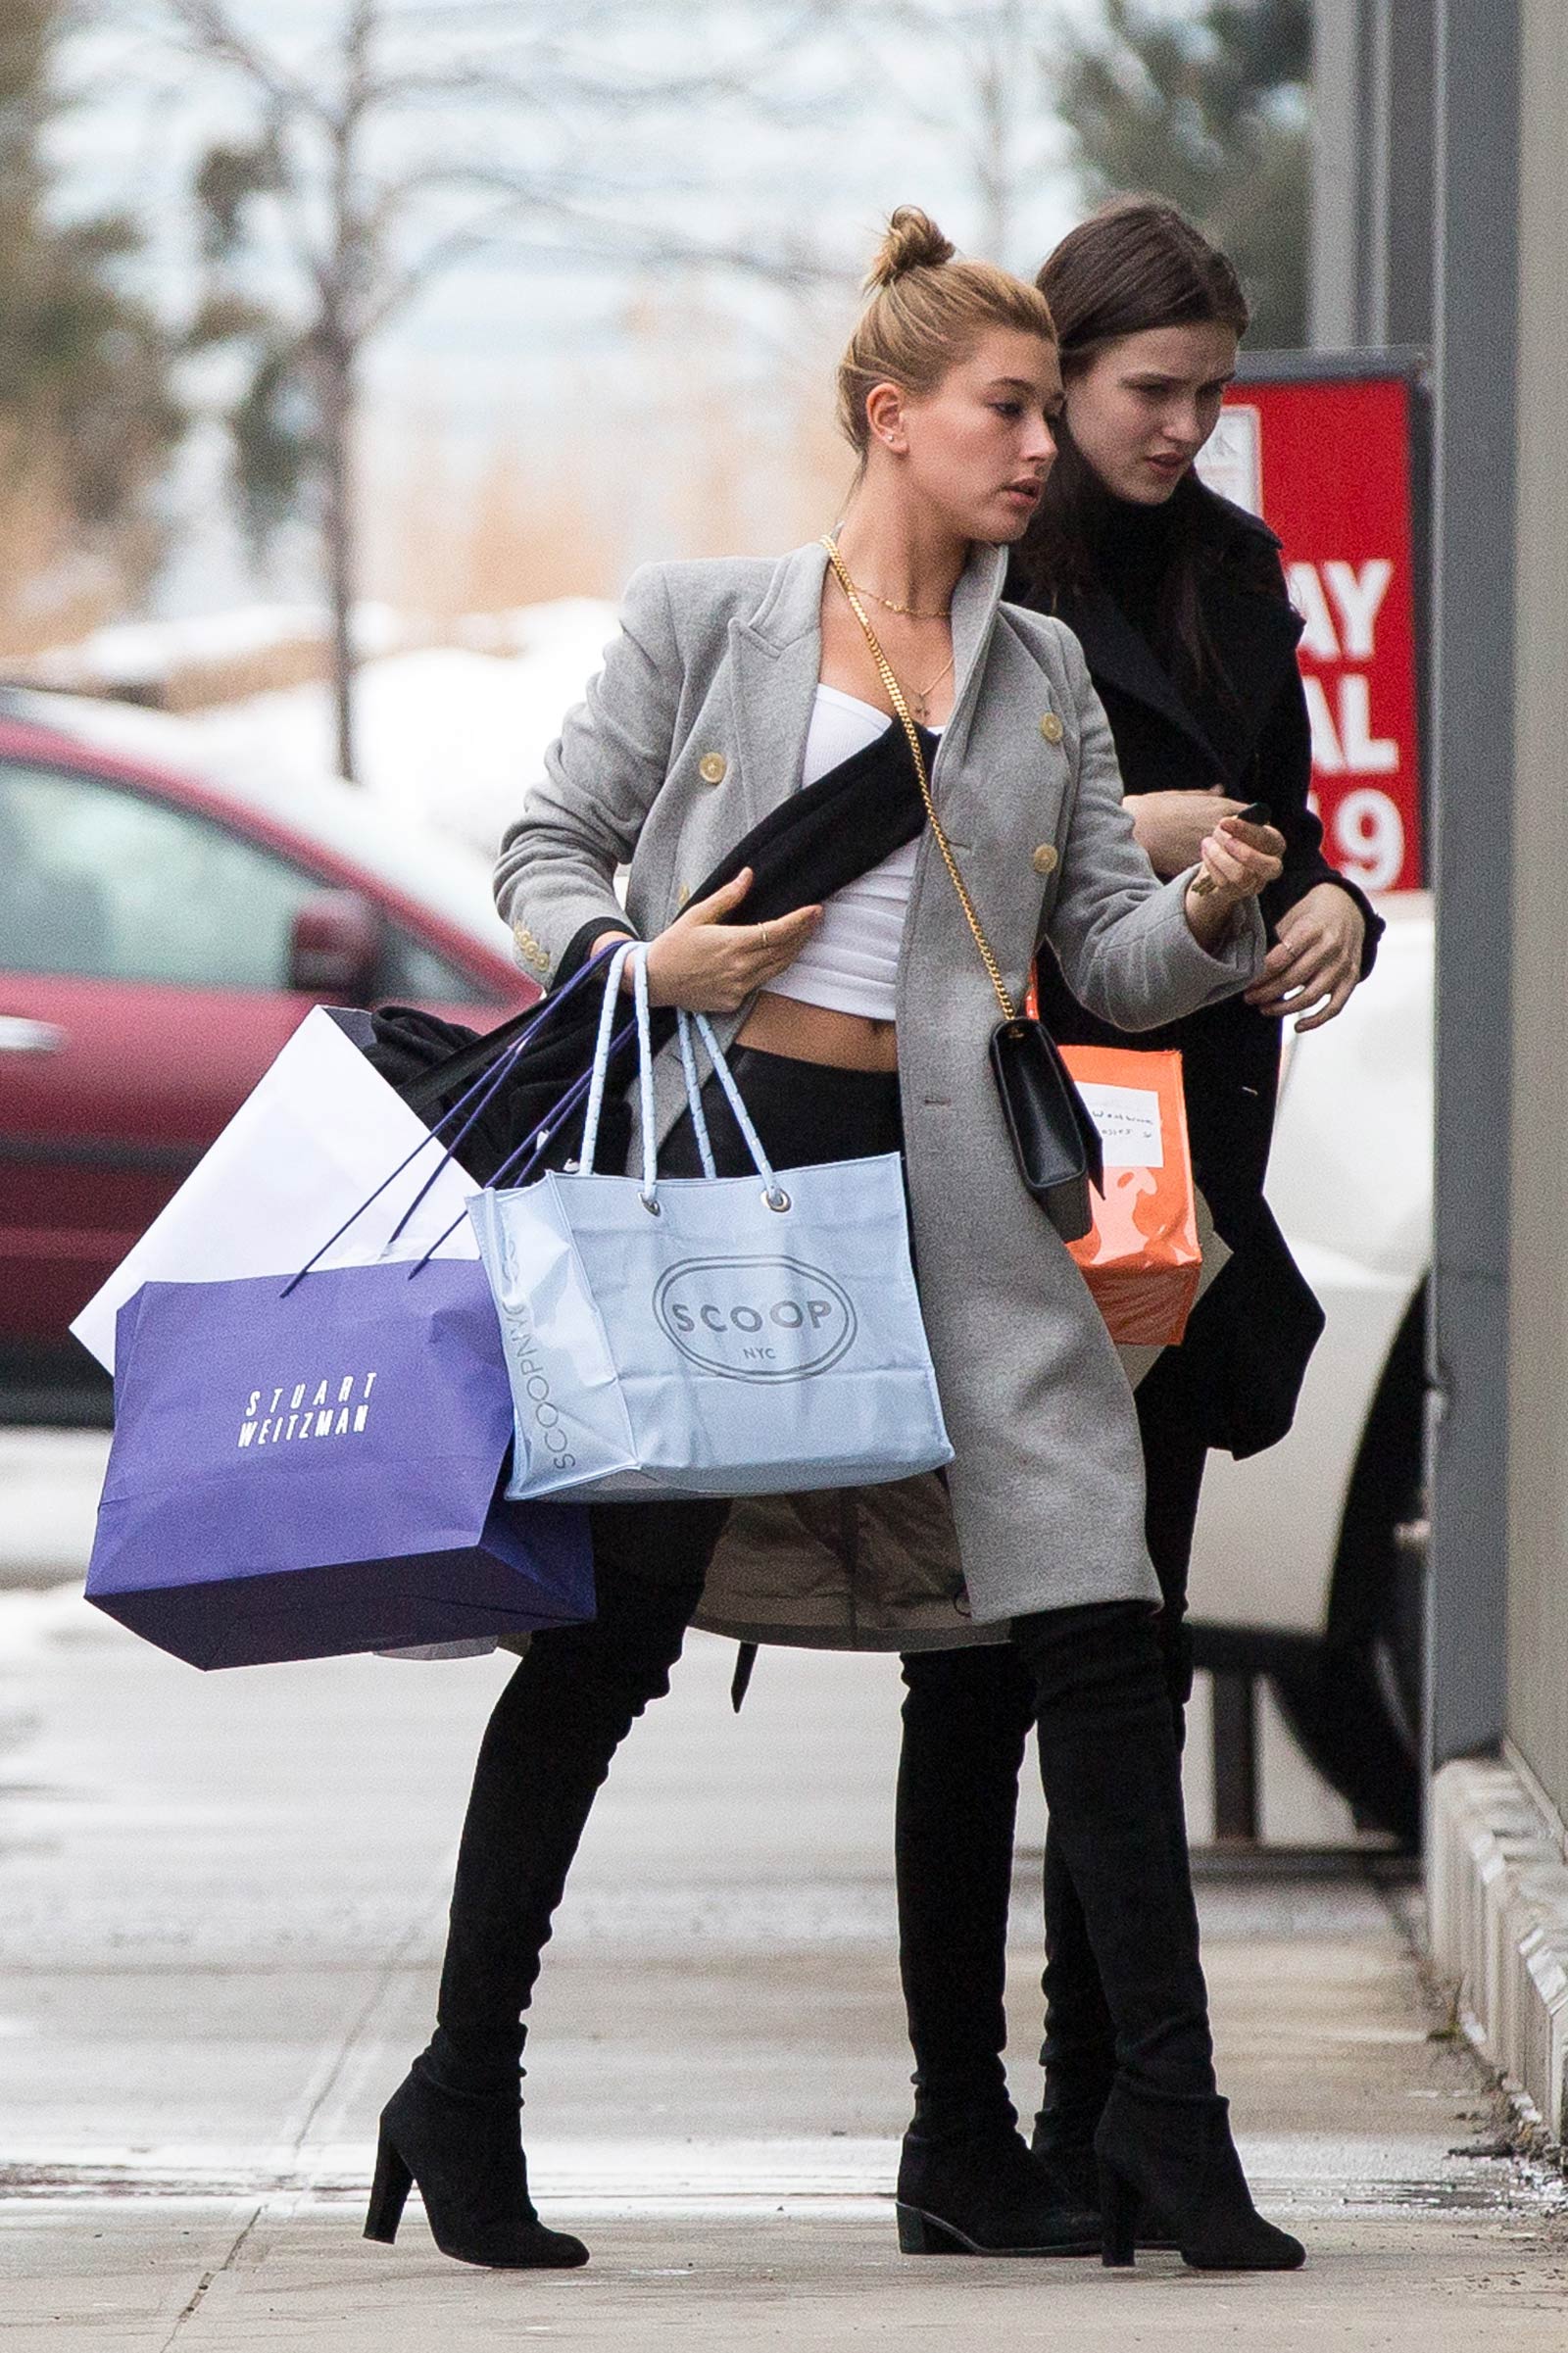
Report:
1039,711,1064,745
1032,843,1059,876
676,884,692,908
698,752,728,785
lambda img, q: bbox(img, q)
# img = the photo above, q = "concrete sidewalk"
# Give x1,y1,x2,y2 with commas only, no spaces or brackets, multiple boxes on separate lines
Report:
1,1579,1563,2350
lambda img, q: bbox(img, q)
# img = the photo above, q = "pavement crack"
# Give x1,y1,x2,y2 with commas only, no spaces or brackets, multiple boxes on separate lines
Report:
157,2203,263,2348
287,1894,438,2161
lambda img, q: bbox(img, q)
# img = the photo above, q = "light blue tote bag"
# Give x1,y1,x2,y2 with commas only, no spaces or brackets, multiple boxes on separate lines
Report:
468,945,953,1501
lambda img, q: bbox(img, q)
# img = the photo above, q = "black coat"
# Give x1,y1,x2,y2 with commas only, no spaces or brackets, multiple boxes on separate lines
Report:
1009,485,1383,1457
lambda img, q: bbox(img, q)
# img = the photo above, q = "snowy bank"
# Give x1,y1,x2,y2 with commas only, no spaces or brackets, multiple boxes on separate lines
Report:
8,597,618,862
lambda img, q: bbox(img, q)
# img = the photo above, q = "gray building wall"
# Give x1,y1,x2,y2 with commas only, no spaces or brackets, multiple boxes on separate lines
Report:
1505,0,1568,1822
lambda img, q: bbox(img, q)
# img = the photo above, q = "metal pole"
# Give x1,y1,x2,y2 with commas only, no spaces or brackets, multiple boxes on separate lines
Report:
1309,1,1367,347
1426,0,1521,1769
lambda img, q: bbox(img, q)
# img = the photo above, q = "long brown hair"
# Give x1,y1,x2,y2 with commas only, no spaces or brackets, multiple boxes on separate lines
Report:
836,206,1056,463
1017,198,1271,701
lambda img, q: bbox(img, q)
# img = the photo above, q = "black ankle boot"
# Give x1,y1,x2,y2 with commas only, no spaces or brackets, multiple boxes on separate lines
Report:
1095,2085,1303,2272
896,2118,1099,2257
1029,2111,1102,2214
1031,2111,1186,2251
364,2070,589,2270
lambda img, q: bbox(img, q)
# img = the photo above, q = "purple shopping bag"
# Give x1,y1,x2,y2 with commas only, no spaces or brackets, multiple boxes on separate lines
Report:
86,1258,594,1669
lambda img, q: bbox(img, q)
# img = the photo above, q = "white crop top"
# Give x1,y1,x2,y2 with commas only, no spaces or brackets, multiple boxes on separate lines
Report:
766,685,931,1024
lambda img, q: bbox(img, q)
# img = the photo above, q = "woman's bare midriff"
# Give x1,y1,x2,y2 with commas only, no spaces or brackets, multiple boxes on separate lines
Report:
737,990,899,1072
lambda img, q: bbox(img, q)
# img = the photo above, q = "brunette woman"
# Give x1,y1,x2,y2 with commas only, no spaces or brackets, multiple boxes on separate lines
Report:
365,207,1297,2278
894,197,1378,2258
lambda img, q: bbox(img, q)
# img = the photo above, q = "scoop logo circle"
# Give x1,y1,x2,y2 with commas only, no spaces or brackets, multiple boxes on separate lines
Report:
653,1255,857,1383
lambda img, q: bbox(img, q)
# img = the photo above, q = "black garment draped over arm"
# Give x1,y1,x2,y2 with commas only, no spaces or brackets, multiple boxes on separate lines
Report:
363,715,930,1186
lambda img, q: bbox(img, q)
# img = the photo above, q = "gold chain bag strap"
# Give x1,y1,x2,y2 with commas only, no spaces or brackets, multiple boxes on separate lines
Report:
819,535,1102,1241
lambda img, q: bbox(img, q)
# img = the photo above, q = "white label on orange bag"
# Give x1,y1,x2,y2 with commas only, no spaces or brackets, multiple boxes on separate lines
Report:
1076,1083,1164,1169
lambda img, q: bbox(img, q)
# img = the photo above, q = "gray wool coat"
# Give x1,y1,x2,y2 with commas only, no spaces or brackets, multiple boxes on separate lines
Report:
494,537,1264,1629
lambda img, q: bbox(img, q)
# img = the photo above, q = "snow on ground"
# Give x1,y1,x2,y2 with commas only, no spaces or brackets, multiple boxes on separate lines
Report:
26,601,406,693
12,596,618,862
185,598,615,858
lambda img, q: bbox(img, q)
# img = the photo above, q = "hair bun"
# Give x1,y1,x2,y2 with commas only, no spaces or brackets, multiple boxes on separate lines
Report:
866,206,956,290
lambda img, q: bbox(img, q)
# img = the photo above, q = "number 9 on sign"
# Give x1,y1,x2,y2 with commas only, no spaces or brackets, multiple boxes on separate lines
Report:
1332,788,1405,893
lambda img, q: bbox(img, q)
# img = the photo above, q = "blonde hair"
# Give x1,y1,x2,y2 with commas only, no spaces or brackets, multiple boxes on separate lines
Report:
836,207,1057,458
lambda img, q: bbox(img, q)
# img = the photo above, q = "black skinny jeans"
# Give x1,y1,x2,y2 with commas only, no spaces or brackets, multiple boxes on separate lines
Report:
423,1049,902,2095
896,1346,1211,2140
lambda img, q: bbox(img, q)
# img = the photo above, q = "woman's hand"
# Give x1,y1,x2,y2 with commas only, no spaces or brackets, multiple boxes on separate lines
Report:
1245,881,1367,1033
1183,813,1286,951
1131,786,1248,880
625,868,822,1012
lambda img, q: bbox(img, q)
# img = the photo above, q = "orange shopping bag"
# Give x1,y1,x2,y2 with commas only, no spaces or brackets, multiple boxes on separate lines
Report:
1058,1045,1200,1346
1009,948,1201,1354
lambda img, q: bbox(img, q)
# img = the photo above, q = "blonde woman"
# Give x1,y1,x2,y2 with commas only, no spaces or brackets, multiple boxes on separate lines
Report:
365,209,1299,2278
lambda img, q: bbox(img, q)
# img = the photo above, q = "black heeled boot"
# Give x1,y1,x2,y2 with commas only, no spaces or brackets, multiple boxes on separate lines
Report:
1096,2084,1303,2272
367,1535,716,2270
1029,1835,1186,2247
893,1649,1095,2254
365,2069,589,2270
1030,1587,1198,2236
1030,2107,1104,2217
897,2108,1099,2257
1014,1602,1303,2279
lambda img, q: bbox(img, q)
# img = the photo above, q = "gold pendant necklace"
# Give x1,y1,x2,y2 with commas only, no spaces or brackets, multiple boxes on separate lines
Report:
827,537,954,718
908,651,955,724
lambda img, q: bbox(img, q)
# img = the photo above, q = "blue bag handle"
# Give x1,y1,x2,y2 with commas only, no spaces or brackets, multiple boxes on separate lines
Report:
578,942,644,1183
580,946,787,1214
410,964,643,1268
416,947,793,1265
678,1003,789,1210
282,942,621,1295
674,1005,717,1179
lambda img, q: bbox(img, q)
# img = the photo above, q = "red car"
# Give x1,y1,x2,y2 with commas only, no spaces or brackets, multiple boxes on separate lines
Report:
0,704,536,1420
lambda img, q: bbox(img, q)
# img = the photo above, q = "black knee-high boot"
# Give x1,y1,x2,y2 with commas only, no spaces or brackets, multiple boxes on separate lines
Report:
1032,1836,1117,2208
1033,1383,1206,2200
892,1645,1098,2257
897,1645,1035,2130
1015,1601,1301,2271
368,1501,724,2270
1031,1606,1191,2209
424,1555,708,2085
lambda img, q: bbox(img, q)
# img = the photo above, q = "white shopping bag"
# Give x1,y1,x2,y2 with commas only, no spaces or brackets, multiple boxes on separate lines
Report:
470,947,954,1503
71,1006,481,1375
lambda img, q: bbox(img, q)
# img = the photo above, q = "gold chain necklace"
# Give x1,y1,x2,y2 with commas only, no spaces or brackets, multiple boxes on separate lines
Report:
827,544,955,719
834,559,952,621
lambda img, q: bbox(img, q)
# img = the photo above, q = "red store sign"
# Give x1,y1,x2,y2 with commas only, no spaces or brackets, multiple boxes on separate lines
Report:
1197,371,1425,894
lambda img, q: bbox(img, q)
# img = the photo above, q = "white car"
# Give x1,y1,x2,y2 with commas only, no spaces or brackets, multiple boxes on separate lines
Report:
1186,892,1433,1841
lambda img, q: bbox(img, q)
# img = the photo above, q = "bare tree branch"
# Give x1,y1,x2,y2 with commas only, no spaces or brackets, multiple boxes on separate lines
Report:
370,205,835,334
147,0,851,780
161,0,334,124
